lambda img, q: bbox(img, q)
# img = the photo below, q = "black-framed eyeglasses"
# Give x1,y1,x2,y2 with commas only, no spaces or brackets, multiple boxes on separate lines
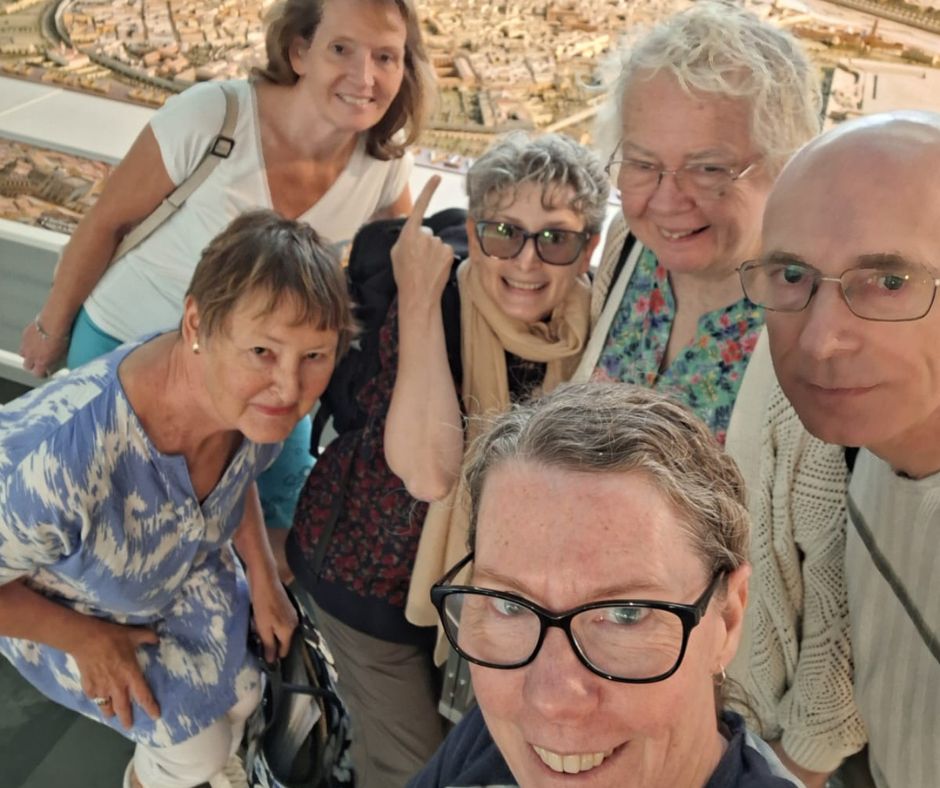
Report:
605,143,759,201
430,553,725,684
738,256,940,322
474,220,591,266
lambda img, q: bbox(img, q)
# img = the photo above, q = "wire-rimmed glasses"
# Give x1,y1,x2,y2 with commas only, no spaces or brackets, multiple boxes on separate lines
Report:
738,256,940,322
605,145,759,201
431,553,725,684
474,221,591,266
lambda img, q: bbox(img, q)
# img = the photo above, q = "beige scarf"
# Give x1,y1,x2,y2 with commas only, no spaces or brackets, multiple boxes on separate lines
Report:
404,258,591,663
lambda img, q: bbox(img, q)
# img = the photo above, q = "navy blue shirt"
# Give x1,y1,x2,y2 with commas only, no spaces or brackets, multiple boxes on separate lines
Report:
409,706,800,788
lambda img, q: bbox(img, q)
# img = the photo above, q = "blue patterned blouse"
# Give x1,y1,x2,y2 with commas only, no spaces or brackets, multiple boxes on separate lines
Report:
594,247,764,445
0,341,281,746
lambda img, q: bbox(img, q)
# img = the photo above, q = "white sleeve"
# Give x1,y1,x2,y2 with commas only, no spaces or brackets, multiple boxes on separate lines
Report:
148,81,228,186
377,150,414,210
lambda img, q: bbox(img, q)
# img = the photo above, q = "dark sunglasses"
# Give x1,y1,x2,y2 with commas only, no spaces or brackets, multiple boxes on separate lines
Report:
474,221,591,266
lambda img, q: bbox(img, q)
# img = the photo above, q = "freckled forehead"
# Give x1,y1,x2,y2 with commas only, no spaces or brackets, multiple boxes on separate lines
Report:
473,461,706,598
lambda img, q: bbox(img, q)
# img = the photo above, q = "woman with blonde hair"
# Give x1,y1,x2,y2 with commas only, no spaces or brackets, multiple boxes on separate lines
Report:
19,0,434,574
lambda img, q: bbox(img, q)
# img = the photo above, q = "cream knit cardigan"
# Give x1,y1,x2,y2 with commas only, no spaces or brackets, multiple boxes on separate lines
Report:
730,382,868,772
580,214,867,772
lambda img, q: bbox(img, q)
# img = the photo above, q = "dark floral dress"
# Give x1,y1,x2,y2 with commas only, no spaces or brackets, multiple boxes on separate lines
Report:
594,248,764,445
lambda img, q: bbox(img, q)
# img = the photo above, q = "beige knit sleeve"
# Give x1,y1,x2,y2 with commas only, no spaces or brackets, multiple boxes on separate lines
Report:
738,385,867,772
589,213,630,327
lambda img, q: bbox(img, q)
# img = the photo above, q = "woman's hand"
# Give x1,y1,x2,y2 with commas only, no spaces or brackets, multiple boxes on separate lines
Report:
390,176,455,311
233,484,299,662
20,317,70,378
18,126,175,379
72,619,161,730
250,575,298,664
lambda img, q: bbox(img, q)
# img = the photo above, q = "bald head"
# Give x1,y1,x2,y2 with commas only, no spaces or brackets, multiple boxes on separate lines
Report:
766,111,940,230
759,111,940,474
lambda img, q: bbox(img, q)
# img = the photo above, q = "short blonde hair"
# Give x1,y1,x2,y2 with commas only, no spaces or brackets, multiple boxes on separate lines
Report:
254,0,435,160
464,383,750,577
186,210,356,355
596,1,821,172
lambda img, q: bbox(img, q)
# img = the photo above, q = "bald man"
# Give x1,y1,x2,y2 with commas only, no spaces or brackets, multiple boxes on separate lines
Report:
735,112,940,788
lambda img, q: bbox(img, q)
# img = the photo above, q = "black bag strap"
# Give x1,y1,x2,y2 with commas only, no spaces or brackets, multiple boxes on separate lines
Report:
248,590,345,738
311,429,364,577
846,493,940,666
609,229,638,298
844,446,860,473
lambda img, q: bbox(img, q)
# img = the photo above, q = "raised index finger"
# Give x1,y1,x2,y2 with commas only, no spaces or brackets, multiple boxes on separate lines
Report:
402,175,441,235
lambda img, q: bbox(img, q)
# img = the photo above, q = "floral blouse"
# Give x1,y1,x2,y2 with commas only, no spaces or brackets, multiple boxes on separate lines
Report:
594,248,764,445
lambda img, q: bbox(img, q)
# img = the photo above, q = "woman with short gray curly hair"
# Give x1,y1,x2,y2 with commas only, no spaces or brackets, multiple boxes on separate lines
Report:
466,131,610,235
390,132,610,637
290,132,608,784
576,1,821,450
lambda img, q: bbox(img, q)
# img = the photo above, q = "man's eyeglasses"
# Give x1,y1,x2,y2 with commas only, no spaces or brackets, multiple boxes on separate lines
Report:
738,256,940,322
605,146,758,201
430,553,725,684
474,221,591,266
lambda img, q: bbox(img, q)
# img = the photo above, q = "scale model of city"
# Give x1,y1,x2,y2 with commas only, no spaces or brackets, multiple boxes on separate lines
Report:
2,0,940,234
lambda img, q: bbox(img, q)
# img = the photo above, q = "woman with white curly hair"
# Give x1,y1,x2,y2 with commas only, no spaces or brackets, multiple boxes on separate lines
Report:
576,1,821,454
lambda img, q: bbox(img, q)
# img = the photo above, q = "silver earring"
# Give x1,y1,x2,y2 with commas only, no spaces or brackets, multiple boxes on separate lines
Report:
715,666,727,686
192,341,200,354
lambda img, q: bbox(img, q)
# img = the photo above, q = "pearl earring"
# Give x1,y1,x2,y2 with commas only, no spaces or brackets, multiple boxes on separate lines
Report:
192,341,200,354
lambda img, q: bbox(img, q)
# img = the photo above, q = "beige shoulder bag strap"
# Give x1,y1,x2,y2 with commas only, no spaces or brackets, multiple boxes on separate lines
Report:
110,81,239,263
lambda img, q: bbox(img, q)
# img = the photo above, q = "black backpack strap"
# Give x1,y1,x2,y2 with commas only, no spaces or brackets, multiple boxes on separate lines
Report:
844,446,860,473
309,405,330,460
309,429,364,578
609,231,637,300
847,494,940,666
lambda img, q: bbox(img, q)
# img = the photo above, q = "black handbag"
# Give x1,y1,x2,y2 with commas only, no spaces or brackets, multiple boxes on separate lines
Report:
244,589,354,787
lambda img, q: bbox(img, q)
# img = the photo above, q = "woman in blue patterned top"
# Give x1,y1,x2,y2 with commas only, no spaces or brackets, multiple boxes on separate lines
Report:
0,211,355,788
574,3,821,448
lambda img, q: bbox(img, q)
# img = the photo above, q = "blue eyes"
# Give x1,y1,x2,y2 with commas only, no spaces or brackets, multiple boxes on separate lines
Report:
492,598,526,617
603,606,649,626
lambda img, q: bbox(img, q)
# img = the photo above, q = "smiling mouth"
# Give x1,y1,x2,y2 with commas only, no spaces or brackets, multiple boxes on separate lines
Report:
337,93,374,106
503,277,546,292
532,745,616,775
658,226,707,240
